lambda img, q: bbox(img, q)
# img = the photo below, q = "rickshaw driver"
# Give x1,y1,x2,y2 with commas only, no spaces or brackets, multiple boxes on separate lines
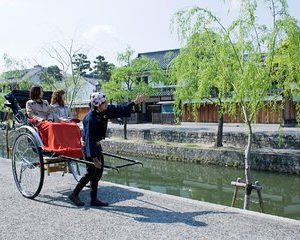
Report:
69,92,145,207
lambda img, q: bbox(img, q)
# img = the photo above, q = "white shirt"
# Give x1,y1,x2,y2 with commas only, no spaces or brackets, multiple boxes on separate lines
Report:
51,104,73,122
26,99,54,121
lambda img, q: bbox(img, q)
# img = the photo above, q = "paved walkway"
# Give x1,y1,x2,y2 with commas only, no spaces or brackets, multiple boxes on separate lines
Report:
108,122,300,135
1,158,299,240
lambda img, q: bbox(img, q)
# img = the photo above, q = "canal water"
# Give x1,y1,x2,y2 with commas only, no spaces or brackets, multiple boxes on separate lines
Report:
1,142,299,220
102,156,300,221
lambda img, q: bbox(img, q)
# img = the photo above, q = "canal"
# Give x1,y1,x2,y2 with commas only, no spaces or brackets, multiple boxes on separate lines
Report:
102,155,300,221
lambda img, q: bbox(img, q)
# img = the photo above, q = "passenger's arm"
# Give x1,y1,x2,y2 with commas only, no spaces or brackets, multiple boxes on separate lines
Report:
46,101,54,121
67,106,74,119
50,105,60,122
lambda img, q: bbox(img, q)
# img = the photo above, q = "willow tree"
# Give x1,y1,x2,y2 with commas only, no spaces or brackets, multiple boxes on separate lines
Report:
170,30,234,147
102,47,165,139
271,17,300,124
172,0,298,209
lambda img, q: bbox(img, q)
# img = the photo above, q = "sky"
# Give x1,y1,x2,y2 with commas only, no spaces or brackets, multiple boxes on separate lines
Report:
0,0,299,71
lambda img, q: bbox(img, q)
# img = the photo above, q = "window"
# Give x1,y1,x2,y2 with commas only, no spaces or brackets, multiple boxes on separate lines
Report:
161,104,174,113
143,76,148,84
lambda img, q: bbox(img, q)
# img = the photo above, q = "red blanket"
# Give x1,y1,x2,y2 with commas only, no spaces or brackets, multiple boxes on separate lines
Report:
37,121,83,158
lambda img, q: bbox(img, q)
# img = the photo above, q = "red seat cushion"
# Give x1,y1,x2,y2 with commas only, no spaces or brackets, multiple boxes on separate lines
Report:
37,121,83,158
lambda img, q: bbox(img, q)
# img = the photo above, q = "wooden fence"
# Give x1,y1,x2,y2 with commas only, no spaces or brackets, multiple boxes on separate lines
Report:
182,101,296,124
72,100,297,125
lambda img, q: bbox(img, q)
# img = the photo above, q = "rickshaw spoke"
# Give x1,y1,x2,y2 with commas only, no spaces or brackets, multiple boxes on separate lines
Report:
18,162,25,183
20,156,36,169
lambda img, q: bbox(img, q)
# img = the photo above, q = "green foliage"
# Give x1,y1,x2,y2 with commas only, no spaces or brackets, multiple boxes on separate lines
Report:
297,102,300,126
40,65,63,90
0,83,7,111
72,53,91,76
172,0,299,125
102,47,165,102
91,55,115,81
1,70,25,80
1,54,27,81
172,2,300,208
170,30,233,120
0,53,32,91
278,125,284,147
17,80,32,90
271,16,300,105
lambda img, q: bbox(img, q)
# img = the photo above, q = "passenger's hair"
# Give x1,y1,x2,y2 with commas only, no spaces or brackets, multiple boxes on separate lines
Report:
51,89,65,106
29,85,43,100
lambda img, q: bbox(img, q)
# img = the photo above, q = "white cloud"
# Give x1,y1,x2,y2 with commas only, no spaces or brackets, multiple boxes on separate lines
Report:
0,0,19,7
80,25,125,64
227,0,241,14
82,25,117,41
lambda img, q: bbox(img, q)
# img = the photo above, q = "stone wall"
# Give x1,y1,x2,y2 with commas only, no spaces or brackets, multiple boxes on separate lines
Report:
101,140,300,175
106,128,300,149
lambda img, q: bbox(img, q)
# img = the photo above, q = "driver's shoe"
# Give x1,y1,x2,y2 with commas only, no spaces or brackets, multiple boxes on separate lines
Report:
90,199,109,207
69,194,85,207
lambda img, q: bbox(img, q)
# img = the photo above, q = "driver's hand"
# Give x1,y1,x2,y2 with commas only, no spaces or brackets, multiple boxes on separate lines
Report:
93,157,102,169
134,94,145,104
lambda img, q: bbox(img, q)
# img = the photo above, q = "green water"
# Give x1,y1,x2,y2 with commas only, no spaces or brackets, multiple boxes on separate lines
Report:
102,156,300,221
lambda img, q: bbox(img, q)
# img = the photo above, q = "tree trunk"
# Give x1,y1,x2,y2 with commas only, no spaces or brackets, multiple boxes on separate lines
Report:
280,93,285,127
123,117,127,140
215,110,224,147
243,122,253,210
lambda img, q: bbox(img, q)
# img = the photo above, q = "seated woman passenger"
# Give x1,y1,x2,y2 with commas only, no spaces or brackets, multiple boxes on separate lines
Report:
50,89,73,122
26,85,54,121
26,87,82,158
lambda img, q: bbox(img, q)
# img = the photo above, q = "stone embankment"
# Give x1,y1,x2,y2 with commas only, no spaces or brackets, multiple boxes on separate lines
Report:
104,123,300,175
0,123,299,174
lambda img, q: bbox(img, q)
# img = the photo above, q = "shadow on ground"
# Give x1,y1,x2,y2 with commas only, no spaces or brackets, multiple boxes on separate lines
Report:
34,185,234,227
33,185,143,209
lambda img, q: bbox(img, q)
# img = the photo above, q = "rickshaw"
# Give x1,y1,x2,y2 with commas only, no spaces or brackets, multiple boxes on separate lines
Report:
3,90,142,199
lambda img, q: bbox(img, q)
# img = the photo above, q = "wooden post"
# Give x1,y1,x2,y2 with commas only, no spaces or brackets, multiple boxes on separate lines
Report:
231,178,241,207
255,181,264,213
231,178,264,212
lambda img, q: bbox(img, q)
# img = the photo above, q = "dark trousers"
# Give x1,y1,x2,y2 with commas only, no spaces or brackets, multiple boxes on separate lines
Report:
72,154,104,201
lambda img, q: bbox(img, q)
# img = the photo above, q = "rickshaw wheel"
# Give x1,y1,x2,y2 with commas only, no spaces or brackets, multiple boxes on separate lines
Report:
68,161,86,182
12,132,44,199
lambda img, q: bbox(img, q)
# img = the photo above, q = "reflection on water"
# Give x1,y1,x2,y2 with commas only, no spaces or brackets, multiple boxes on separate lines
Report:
102,156,300,220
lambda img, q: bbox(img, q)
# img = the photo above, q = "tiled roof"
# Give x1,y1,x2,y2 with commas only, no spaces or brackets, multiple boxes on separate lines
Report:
151,89,175,97
151,89,174,97
83,76,99,86
137,49,180,70
0,67,45,84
